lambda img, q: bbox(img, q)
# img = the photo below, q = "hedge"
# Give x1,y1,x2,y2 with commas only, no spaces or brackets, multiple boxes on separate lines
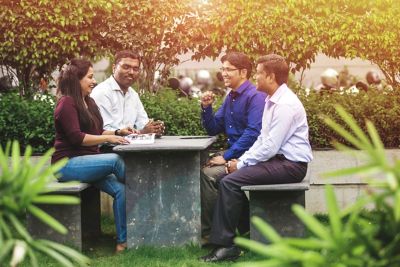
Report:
1,87,399,153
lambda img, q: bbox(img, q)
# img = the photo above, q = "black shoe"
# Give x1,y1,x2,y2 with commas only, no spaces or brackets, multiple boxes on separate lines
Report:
199,246,241,262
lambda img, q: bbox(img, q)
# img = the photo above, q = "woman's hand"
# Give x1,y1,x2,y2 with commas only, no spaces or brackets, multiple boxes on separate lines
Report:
107,135,129,145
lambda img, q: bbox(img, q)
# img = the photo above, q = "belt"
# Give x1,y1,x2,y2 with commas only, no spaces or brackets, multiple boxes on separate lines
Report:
276,154,308,166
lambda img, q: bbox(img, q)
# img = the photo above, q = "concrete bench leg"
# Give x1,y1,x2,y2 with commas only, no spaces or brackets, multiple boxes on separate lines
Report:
249,190,306,243
27,186,101,251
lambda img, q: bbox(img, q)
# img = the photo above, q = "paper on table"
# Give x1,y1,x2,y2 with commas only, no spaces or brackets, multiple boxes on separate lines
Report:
124,133,155,144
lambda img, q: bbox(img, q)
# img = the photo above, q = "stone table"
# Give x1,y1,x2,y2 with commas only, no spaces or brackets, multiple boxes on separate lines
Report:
114,136,216,248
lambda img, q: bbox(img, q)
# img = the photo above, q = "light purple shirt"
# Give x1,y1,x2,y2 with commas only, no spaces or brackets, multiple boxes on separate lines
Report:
237,84,313,169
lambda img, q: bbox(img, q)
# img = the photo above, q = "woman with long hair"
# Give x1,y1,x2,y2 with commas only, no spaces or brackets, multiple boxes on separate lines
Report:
52,58,129,252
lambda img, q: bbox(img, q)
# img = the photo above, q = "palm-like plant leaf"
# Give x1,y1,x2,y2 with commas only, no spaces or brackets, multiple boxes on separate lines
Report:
27,205,68,235
234,106,400,267
0,141,90,266
325,185,342,241
292,205,331,242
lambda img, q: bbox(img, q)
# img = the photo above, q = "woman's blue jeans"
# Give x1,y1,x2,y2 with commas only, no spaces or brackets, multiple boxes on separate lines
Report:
58,153,126,244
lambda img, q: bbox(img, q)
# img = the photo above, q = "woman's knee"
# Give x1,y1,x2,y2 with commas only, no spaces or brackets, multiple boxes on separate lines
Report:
108,153,125,169
111,182,125,198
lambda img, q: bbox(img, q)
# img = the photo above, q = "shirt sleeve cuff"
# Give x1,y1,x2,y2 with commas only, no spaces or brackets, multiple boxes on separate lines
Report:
201,105,212,113
237,160,245,170
223,150,233,161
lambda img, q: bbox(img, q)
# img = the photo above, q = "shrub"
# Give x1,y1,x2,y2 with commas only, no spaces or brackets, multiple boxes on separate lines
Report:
141,89,227,151
141,89,206,136
300,88,400,149
0,93,55,153
1,87,399,153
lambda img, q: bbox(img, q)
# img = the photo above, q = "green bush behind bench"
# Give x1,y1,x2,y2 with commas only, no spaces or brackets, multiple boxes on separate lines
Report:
1,87,399,153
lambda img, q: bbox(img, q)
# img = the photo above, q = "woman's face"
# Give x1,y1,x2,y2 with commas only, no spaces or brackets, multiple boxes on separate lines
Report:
80,67,96,97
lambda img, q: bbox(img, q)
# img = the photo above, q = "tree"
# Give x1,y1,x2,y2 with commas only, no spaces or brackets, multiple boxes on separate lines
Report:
0,0,111,97
96,0,201,92
194,0,400,87
320,0,400,87
192,0,323,80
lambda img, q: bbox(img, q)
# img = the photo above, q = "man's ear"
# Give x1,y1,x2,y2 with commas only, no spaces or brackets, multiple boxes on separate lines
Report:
269,72,276,83
112,64,116,74
240,69,248,79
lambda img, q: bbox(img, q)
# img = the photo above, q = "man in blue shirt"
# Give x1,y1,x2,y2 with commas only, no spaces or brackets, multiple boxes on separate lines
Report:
200,54,313,262
200,52,266,243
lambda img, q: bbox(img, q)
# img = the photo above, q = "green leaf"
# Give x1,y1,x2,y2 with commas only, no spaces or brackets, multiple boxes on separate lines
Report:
8,214,32,241
323,164,379,178
27,205,67,235
234,237,271,257
251,216,282,243
26,246,39,267
32,195,80,205
292,205,331,242
284,237,330,249
0,144,9,176
325,185,342,240
366,120,386,164
335,105,372,148
323,117,364,150
0,240,14,263
394,190,400,222
387,172,399,191
0,216,13,239
11,141,21,173
39,239,90,266
32,241,74,267
233,259,284,267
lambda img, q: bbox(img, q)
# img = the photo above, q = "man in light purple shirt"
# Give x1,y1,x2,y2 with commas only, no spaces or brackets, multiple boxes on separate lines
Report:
200,54,313,262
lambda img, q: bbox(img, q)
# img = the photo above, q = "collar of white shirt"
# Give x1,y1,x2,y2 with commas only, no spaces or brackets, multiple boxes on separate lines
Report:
109,75,132,96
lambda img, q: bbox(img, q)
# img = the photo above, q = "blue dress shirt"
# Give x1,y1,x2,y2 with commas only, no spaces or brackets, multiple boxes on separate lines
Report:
238,84,313,169
201,80,266,160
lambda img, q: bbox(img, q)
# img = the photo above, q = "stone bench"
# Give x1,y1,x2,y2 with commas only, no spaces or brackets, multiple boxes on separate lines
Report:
27,181,101,251
241,178,310,243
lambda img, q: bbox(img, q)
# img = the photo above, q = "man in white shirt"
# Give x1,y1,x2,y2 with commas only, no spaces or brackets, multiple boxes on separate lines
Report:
200,54,313,262
91,50,164,137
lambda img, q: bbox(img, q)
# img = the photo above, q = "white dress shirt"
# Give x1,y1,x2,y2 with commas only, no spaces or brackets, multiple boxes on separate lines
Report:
91,76,149,131
237,84,313,169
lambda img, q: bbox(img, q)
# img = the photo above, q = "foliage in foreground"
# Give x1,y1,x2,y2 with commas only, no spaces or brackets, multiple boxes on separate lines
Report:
234,106,400,267
0,141,89,267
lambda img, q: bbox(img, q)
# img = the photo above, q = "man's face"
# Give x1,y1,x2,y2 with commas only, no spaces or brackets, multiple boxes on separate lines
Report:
220,61,246,90
113,58,140,90
254,64,270,93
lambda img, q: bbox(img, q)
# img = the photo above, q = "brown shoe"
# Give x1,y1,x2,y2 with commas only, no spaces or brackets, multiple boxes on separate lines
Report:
115,242,127,253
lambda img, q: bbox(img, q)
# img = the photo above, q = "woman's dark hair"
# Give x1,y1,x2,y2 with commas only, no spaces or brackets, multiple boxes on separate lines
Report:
57,58,102,131
221,52,252,79
256,54,289,85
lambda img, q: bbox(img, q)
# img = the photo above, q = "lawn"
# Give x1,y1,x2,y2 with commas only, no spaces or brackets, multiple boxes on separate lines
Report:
23,216,262,267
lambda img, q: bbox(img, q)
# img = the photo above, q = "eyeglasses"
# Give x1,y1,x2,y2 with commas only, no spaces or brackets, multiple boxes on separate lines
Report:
119,64,140,72
219,67,239,73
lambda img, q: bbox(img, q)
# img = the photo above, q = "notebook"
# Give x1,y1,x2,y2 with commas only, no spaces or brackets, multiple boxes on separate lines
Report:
124,133,155,144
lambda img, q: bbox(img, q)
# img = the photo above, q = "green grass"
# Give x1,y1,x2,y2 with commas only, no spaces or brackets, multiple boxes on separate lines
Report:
23,216,261,266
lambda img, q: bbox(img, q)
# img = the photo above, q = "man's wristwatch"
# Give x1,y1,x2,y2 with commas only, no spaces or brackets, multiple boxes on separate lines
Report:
114,129,120,136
